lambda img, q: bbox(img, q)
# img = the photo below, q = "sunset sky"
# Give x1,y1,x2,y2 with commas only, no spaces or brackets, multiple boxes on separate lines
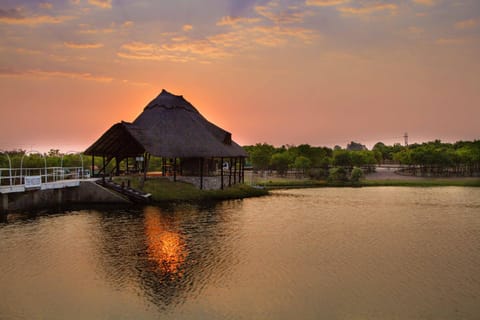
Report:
1,0,479,152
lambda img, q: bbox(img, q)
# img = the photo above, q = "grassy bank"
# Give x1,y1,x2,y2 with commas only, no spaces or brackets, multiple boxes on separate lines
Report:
261,178,480,189
362,179,480,187
114,176,269,202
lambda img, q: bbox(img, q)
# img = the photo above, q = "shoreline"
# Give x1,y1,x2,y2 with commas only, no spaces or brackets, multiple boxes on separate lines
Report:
259,168,480,189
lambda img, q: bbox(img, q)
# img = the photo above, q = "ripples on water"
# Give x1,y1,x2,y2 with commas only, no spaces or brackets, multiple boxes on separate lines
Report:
0,187,479,319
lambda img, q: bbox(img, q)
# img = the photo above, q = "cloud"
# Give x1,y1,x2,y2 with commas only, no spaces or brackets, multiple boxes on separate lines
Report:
121,41,155,53
338,3,398,16
0,8,73,25
412,0,436,6
78,27,114,34
16,48,42,55
182,24,193,31
407,26,424,35
455,19,478,30
0,68,113,82
39,3,53,9
0,8,22,19
64,41,104,49
435,37,465,45
118,23,318,63
216,15,261,26
228,0,270,16
123,20,134,28
255,1,313,24
88,0,112,9
305,0,350,6
121,79,152,87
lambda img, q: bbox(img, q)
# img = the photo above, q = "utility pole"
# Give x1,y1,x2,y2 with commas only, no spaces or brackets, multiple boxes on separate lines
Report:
404,132,409,147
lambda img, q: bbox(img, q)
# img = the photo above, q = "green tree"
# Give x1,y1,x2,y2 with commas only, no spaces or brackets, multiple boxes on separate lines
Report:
245,143,275,171
294,156,312,173
328,167,348,183
350,167,364,183
333,150,352,167
271,152,290,175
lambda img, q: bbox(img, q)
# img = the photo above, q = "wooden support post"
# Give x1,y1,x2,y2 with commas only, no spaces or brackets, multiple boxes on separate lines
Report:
173,158,177,182
242,158,245,183
238,158,242,183
115,157,120,176
233,158,237,184
102,155,106,177
91,153,95,178
162,157,166,176
143,153,149,181
228,158,232,187
220,157,224,190
200,158,204,190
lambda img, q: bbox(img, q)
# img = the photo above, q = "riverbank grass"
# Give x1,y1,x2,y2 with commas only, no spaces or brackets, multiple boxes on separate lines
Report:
113,176,269,202
261,178,480,189
362,178,480,187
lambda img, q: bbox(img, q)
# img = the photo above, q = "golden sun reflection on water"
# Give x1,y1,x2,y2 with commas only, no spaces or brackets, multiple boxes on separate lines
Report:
144,207,187,276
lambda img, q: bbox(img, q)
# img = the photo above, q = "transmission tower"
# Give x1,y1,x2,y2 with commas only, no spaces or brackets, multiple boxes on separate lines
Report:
404,132,408,146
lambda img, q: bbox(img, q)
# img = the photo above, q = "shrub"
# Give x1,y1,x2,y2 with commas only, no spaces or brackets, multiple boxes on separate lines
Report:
328,167,348,183
308,168,327,180
350,166,364,183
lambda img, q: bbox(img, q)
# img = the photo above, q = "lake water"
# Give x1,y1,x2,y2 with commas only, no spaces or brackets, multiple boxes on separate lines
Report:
1,187,480,319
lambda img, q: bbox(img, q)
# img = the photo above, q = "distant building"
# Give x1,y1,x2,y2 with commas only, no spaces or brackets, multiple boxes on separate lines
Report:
346,141,367,151
84,89,247,189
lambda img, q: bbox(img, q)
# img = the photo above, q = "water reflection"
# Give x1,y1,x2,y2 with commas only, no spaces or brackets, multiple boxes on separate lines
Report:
144,207,187,276
94,202,242,310
2,188,479,319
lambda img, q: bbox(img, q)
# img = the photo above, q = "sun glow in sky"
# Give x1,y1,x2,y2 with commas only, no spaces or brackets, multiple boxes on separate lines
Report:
0,0,479,152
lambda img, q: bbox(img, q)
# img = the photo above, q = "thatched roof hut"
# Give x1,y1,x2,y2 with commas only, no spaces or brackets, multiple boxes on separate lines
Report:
85,89,247,158
84,90,247,189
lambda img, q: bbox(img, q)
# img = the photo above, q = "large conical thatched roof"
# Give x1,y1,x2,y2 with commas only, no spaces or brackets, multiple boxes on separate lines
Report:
84,89,247,158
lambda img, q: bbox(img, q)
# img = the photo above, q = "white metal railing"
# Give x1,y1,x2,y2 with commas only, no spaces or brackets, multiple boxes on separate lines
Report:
0,150,89,189
0,166,89,187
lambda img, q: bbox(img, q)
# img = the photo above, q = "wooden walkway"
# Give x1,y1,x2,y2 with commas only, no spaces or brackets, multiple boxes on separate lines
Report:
96,179,151,203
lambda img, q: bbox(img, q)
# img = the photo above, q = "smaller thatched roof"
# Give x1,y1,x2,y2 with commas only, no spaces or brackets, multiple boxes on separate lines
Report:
85,90,247,158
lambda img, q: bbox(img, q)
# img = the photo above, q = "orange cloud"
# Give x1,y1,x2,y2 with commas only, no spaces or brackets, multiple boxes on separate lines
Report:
306,0,350,6
88,0,112,9
412,0,436,6
16,48,42,55
64,41,104,49
255,2,313,24
121,79,152,87
408,26,424,35
338,3,398,15
39,2,53,9
455,19,478,30
117,19,318,63
0,9,73,25
123,20,134,28
0,68,113,82
121,41,155,53
182,24,193,31
78,26,114,34
216,16,261,26
435,37,465,45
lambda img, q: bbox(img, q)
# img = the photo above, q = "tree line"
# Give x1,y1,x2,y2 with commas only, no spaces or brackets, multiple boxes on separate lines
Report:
244,139,480,178
390,140,480,177
1,139,479,179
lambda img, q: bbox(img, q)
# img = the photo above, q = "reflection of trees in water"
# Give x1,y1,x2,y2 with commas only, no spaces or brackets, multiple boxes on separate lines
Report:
94,201,243,310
